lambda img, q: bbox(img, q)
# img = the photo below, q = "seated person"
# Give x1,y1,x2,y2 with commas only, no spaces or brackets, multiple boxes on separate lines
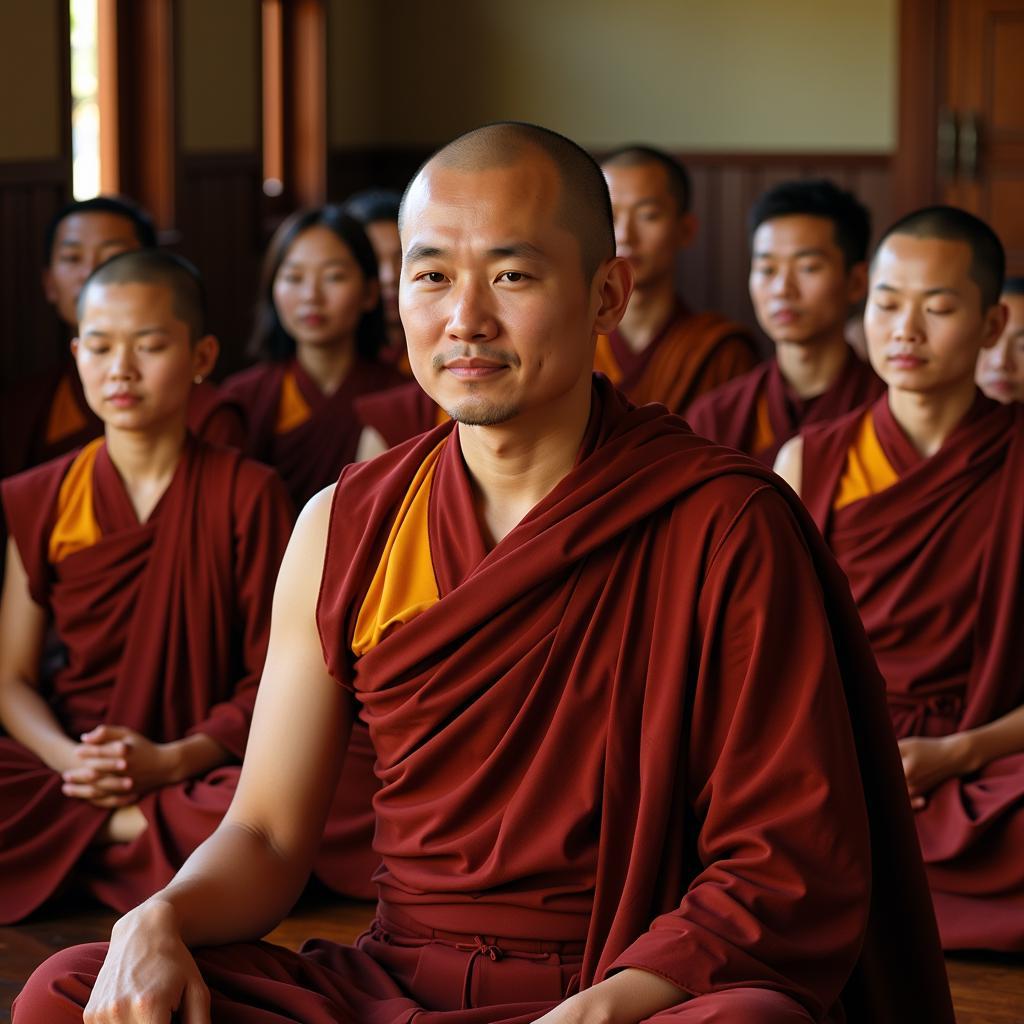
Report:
343,188,407,368
223,206,405,510
0,250,292,923
975,275,1024,403
776,207,1024,951
597,146,760,412
688,180,883,462
16,122,953,1024
0,196,244,478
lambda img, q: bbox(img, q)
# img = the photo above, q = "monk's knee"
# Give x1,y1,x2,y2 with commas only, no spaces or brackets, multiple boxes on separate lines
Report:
647,987,815,1022
12,941,109,1023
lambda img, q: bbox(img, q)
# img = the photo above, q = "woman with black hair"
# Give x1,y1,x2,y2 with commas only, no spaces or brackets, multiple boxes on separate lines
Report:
225,206,405,509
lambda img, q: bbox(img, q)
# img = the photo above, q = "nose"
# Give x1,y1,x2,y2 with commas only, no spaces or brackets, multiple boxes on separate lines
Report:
992,335,1015,371
108,343,137,379
769,266,797,297
891,304,924,342
613,211,633,252
446,277,497,342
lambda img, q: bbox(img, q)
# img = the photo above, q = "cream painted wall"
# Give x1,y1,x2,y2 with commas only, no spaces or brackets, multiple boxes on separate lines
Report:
0,4,63,161
178,0,259,153
329,0,897,152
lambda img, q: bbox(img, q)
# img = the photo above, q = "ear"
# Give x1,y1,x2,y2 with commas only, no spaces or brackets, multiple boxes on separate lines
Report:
362,277,381,313
592,257,634,336
979,301,1009,351
675,212,698,250
42,268,57,305
70,337,80,359
846,261,869,306
191,334,220,380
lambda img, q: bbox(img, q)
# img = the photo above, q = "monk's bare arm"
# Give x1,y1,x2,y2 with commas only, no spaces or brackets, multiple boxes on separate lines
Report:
356,425,390,462
773,435,803,496
0,537,75,773
108,486,353,948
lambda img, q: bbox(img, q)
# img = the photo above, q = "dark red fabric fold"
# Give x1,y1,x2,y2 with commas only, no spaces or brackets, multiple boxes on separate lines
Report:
605,305,760,414
686,349,883,464
224,356,405,509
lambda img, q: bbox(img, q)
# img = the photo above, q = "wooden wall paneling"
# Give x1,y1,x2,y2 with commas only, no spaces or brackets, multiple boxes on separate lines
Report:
176,153,264,377
0,0,71,391
0,166,69,390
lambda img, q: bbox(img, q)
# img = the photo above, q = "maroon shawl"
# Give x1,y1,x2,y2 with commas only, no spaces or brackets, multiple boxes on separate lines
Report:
686,348,883,464
309,376,951,1021
224,357,404,509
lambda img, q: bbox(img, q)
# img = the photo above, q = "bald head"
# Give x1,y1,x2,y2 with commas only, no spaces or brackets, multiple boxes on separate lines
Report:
401,122,615,280
875,206,1005,309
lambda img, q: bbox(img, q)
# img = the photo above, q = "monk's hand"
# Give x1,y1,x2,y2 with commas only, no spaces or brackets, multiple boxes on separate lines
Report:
64,725,178,804
532,968,688,1024
85,898,211,1024
898,734,972,809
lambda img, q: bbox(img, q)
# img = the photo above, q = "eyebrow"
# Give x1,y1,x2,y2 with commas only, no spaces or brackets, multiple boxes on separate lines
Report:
280,257,351,269
872,283,961,297
752,247,829,260
404,242,548,264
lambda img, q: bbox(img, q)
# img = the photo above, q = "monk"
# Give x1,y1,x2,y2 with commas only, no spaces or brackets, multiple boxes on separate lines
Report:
343,188,407,364
687,180,884,463
596,146,759,413
16,123,953,1024
223,206,405,510
775,207,1024,952
976,275,1024,404
0,196,244,479
0,250,293,924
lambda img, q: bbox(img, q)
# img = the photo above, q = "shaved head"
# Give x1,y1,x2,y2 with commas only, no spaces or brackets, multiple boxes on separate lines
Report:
875,206,1005,309
601,145,692,213
400,122,615,280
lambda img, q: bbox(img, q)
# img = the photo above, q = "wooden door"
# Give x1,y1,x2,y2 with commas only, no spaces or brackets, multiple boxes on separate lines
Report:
942,0,1024,273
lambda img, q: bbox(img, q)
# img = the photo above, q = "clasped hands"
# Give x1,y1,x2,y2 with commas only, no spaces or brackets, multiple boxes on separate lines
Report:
60,725,179,808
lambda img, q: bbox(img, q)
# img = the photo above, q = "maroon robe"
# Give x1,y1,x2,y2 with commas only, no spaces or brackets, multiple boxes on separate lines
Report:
595,302,761,415
224,357,405,509
0,438,292,922
801,392,1024,951
355,380,443,449
686,348,883,464
15,378,953,1022
0,361,246,478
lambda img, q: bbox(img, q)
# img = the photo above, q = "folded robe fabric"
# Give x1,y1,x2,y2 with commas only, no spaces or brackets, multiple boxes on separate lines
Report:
686,347,884,464
801,391,1024,951
594,302,760,415
224,356,405,510
17,378,954,1022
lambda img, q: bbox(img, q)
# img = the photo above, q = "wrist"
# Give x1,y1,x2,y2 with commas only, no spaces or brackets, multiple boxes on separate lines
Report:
948,729,983,776
112,894,180,943
44,736,80,775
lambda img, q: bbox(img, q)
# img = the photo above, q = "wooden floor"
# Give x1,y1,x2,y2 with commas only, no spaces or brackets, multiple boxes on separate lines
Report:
2,895,1022,1022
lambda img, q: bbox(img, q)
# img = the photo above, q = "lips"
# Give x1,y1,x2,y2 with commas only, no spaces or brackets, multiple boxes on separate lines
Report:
106,392,141,407
299,313,326,327
770,308,800,324
886,353,925,369
444,358,506,379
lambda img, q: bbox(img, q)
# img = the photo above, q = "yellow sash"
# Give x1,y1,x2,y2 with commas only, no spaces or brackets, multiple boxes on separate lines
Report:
351,441,445,655
834,409,900,511
45,374,90,445
48,438,104,563
275,368,313,435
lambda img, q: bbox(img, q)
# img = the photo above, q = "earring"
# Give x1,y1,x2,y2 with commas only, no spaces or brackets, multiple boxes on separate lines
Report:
194,375,204,384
